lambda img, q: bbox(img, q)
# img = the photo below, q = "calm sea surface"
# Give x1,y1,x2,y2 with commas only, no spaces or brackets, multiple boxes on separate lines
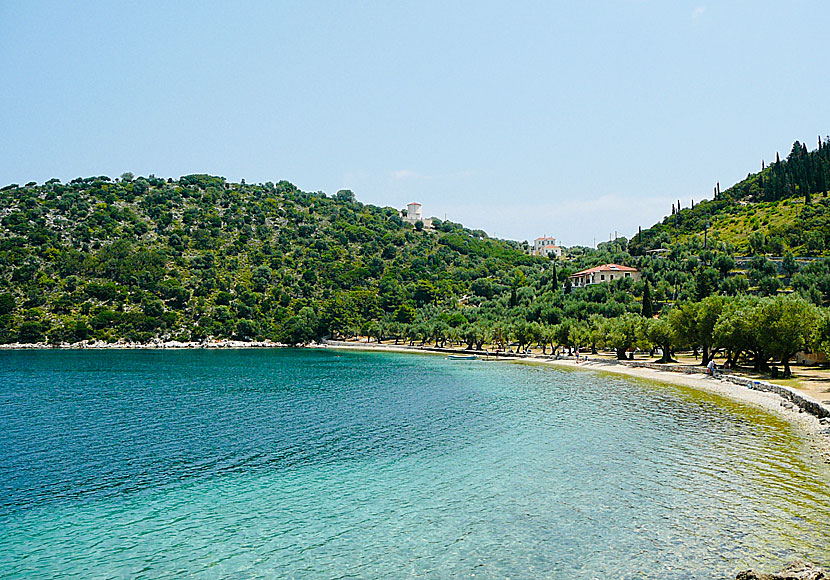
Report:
0,349,828,579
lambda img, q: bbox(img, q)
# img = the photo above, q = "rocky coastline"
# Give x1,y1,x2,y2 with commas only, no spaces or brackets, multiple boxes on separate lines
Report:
0,338,289,349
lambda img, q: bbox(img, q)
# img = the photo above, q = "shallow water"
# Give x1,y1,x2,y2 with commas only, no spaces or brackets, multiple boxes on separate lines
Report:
0,349,828,579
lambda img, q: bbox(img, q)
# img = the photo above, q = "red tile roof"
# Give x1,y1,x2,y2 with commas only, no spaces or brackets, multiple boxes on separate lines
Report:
570,263,639,277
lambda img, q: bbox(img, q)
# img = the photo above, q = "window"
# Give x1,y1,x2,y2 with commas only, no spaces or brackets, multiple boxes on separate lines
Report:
625,273,630,278
600,275,605,281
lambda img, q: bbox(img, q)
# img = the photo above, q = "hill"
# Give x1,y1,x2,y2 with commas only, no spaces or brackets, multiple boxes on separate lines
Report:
0,174,543,344
2,162,830,376
630,137,830,256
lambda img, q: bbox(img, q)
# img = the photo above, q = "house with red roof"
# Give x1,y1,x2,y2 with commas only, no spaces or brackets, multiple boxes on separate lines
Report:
569,264,641,287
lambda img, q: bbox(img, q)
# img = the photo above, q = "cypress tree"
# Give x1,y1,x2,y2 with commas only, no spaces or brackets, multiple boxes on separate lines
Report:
550,259,558,292
641,281,654,318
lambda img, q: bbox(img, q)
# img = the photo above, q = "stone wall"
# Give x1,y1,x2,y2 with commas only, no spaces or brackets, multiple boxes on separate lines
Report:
718,373,830,419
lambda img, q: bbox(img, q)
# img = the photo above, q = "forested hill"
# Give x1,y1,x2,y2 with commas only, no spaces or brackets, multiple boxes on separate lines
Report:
0,174,543,344
630,136,830,256
4,167,830,372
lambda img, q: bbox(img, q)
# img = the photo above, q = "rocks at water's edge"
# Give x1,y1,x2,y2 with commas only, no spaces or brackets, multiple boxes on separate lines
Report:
736,560,828,580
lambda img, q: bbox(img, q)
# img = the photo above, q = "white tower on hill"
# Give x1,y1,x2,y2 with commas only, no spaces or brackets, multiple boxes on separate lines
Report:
406,202,422,221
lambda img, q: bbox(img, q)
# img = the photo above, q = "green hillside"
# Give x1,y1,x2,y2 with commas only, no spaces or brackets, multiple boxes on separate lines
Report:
0,174,541,344
630,137,830,256
3,159,830,376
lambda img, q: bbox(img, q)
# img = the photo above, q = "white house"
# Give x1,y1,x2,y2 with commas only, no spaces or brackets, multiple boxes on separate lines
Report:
569,264,641,287
531,236,563,258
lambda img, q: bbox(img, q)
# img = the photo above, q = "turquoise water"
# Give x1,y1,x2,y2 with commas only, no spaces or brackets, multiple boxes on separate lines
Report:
0,349,828,579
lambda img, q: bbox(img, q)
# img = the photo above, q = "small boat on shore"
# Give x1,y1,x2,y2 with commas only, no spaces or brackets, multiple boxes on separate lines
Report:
448,354,477,360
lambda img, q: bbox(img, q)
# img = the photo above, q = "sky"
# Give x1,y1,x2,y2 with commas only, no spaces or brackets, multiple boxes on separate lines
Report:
2,1,829,246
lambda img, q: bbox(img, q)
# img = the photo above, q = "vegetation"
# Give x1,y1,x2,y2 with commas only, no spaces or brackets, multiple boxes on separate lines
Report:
2,136,830,378
630,137,830,256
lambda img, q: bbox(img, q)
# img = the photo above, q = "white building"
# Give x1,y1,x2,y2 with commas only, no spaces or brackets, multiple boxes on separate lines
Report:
405,202,422,221
401,202,433,228
531,236,563,258
569,264,641,287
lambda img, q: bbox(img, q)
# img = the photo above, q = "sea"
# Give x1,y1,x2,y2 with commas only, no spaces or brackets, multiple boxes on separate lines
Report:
0,348,828,579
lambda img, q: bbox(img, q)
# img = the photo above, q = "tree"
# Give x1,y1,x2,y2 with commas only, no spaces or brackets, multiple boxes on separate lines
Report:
321,293,359,339
0,293,14,316
553,321,573,355
748,231,766,255
18,321,44,343
712,254,735,276
550,259,558,293
334,189,355,202
782,252,799,278
646,316,676,363
695,267,720,301
714,296,761,369
394,304,416,324
641,281,653,318
695,295,726,366
757,295,819,376
748,257,779,296
714,295,817,375
413,280,437,307
568,321,592,354
812,311,830,360
602,314,646,360
285,307,319,345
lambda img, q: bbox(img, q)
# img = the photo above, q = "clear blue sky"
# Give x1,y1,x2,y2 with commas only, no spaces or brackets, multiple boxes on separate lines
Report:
2,1,828,246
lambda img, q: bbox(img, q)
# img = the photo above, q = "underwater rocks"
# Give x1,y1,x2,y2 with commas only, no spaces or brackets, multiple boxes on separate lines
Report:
736,560,828,580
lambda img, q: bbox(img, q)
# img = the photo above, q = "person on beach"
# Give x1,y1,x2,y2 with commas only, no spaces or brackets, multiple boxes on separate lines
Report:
707,359,716,375
575,349,580,364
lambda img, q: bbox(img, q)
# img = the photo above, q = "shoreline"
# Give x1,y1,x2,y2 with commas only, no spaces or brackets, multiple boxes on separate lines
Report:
3,337,829,460
0,339,288,350
323,341,830,462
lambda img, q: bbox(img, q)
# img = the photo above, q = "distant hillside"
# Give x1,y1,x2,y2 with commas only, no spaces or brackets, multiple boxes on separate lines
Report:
2,167,830,374
0,174,538,344
630,137,830,256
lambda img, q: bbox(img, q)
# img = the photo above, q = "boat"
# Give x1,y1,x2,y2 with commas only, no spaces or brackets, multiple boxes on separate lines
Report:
448,354,477,360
